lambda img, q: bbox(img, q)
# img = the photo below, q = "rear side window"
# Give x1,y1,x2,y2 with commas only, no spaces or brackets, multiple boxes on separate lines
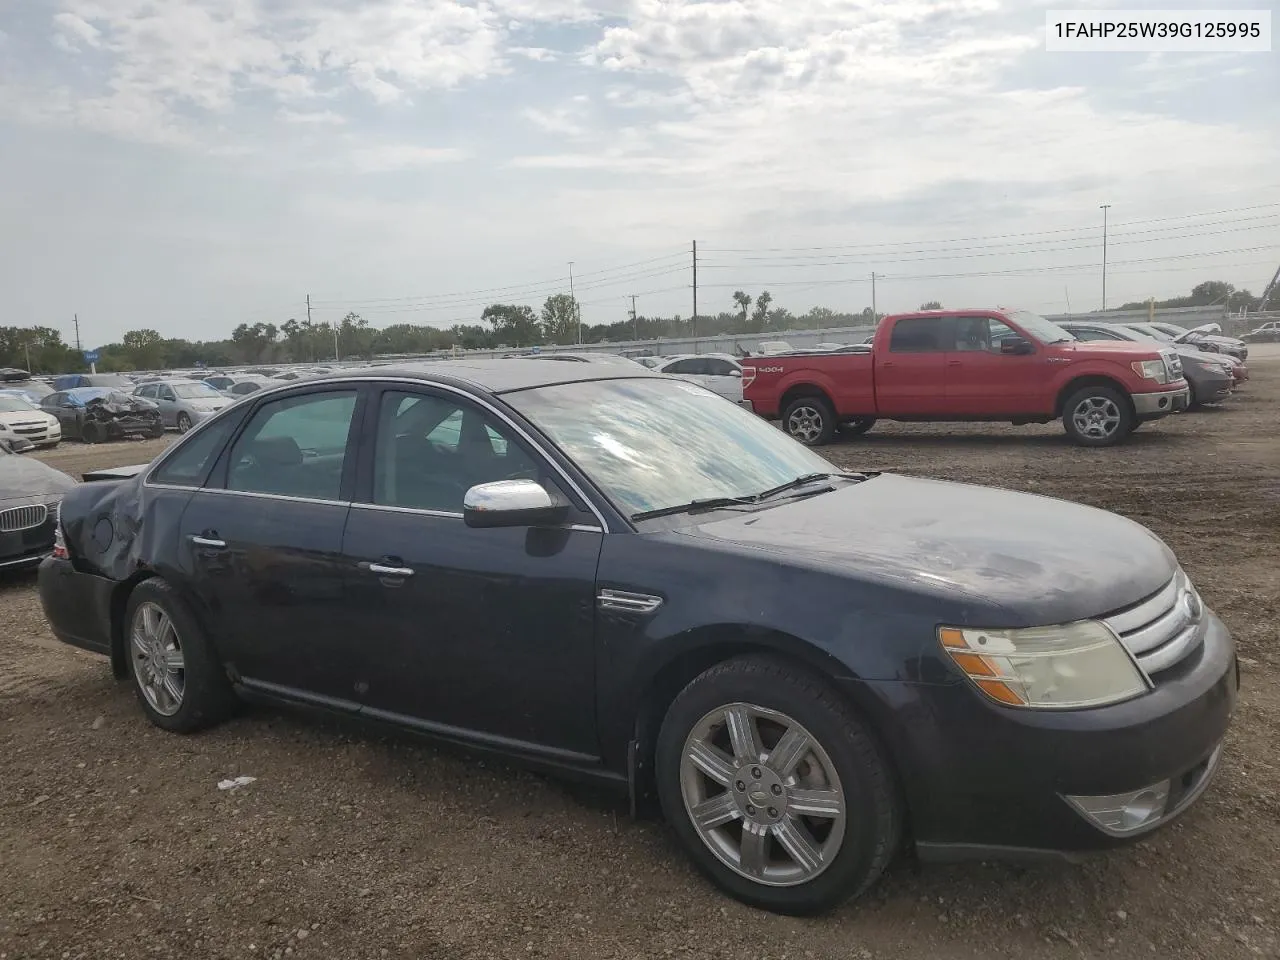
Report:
889,317,948,353
150,416,240,487
225,390,358,500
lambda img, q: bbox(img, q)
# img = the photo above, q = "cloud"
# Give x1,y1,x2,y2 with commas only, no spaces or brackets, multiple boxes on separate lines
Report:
278,109,347,125
346,144,470,172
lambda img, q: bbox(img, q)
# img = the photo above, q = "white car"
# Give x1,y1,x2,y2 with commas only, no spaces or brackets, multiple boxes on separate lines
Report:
651,353,745,402
0,392,61,448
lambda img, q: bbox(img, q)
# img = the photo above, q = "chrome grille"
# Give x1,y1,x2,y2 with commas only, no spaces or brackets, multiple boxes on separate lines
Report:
1103,570,1203,676
0,503,48,533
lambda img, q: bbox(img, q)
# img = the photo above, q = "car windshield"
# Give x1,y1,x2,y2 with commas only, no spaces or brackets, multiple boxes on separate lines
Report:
86,375,134,388
506,377,841,517
1007,309,1073,344
172,382,221,399
0,397,36,412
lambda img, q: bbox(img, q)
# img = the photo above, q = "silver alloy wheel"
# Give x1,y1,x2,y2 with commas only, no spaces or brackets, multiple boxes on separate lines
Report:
1071,395,1122,439
177,414,192,433
130,601,185,717
679,702,847,887
786,405,824,443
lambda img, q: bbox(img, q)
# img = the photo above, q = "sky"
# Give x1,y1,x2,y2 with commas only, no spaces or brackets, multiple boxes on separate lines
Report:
1,0,1278,347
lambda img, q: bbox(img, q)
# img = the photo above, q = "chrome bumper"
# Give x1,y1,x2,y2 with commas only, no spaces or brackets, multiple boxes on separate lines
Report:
1132,386,1189,417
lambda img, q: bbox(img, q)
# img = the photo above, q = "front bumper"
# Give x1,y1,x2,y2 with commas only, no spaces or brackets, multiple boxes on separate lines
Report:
1132,385,1189,418
102,415,162,438
0,518,57,572
862,611,1237,862
1194,373,1234,405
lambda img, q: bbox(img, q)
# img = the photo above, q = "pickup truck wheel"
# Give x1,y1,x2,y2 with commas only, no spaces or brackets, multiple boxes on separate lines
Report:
1062,386,1134,447
124,579,239,734
782,397,836,446
839,417,876,437
656,656,901,915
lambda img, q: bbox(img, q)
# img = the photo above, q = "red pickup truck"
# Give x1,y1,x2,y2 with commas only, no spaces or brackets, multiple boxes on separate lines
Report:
742,308,1189,447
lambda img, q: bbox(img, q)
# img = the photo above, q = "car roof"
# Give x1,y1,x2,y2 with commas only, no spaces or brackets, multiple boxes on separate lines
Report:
310,358,662,395
64,386,118,397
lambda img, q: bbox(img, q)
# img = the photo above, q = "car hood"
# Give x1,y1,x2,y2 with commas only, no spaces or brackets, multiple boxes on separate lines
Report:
0,410,53,425
0,455,77,501
682,474,1177,626
1053,339,1169,360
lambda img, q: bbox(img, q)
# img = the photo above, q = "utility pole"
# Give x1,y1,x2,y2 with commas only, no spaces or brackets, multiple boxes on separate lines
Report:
23,339,32,372
870,272,878,318
73,313,82,352
568,262,580,344
691,241,698,337
1099,204,1111,311
629,295,638,341
1064,286,1072,314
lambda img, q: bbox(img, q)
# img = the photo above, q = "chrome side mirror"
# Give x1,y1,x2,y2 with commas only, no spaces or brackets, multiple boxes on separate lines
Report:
463,479,569,529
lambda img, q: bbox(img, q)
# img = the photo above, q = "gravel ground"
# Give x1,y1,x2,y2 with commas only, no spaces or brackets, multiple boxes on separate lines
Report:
3,348,1279,960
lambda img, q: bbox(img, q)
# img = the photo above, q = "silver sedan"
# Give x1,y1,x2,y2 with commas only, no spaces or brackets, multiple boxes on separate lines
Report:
132,379,233,433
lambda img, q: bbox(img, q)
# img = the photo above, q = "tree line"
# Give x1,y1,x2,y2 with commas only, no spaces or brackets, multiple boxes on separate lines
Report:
0,278,1254,374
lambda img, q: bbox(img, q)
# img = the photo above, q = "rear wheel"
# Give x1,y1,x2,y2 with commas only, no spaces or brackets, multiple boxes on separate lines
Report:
124,579,239,733
656,656,901,915
1062,385,1134,447
782,396,837,446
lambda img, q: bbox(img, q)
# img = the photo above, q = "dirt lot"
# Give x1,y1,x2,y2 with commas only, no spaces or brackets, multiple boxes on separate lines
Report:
3,350,1278,960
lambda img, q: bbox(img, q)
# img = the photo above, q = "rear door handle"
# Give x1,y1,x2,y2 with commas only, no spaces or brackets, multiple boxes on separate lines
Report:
947,360,962,366
366,562,415,578
189,535,226,549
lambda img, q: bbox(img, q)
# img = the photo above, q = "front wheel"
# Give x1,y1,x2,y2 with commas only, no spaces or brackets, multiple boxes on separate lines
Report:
656,656,901,915
176,412,192,433
81,421,103,444
782,396,837,446
1062,385,1135,447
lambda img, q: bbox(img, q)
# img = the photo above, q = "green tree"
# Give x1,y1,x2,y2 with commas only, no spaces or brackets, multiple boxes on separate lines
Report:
122,328,166,369
919,301,943,310
749,291,773,331
482,303,542,346
338,312,375,360
230,322,279,362
732,290,752,326
540,294,579,344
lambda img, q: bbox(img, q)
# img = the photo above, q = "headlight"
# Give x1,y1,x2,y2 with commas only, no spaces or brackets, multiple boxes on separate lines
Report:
939,621,1150,709
1130,360,1169,383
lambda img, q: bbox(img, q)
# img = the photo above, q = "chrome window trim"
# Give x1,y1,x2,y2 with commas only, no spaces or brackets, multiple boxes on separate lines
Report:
141,374,614,533
191,487,351,508
349,500,602,532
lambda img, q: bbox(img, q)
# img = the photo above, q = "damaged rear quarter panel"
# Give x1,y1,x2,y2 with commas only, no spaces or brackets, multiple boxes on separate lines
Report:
65,474,194,591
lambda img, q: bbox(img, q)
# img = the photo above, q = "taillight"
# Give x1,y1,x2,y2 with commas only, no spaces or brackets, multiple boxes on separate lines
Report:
51,501,68,559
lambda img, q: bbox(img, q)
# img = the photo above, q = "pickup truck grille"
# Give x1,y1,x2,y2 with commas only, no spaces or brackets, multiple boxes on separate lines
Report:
0,503,48,533
1103,570,1203,677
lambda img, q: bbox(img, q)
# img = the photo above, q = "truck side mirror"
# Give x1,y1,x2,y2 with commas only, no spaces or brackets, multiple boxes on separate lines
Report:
1000,338,1035,355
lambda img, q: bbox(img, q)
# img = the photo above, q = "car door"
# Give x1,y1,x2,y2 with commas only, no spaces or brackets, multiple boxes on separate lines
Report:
339,384,605,759
874,316,951,415
153,384,179,428
943,315,1049,414
43,392,81,439
176,385,366,707
700,358,744,401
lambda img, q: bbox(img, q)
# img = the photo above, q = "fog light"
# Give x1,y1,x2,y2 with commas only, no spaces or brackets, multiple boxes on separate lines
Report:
1064,781,1171,836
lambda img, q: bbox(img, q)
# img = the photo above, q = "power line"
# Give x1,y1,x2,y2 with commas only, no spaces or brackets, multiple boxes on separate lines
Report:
699,200,1280,255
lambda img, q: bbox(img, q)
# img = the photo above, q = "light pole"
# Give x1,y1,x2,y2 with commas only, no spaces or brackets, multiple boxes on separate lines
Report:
568,261,580,344
1100,204,1111,311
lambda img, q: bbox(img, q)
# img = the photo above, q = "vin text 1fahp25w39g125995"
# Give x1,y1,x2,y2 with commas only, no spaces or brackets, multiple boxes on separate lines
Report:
38,361,1237,914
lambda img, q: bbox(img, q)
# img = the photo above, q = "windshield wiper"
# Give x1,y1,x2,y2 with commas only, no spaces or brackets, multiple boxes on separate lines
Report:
631,473,862,521
631,496,758,521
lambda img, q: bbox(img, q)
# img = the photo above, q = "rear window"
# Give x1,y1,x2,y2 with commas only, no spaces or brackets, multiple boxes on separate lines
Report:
889,317,947,353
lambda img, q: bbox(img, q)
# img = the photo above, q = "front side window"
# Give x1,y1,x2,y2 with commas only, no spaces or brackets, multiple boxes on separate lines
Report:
953,317,1019,353
704,359,739,376
1069,327,1123,341
372,391,538,513
506,377,837,517
225,390,357,500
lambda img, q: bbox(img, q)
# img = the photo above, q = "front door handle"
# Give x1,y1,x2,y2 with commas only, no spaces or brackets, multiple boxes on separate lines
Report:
947,359,962,366
366,562,414,578
190,535,226,549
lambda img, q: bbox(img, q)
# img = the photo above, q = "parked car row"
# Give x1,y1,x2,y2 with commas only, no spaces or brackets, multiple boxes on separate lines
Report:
33,357,1238,916
738,309,1259,448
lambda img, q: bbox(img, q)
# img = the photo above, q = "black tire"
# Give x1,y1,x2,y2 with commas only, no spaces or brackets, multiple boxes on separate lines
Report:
781,396,837,446
1061,385,1135,447
655,655,901,915
123,579,239,734
81,421,103,444
176,413,192,433
839,417,876,438
1185,382,1200,410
